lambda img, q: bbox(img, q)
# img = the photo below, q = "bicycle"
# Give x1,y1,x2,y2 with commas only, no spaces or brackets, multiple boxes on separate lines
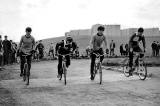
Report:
57,53,70,85
92,53,104,84
22,54,31,85
123,52,147,80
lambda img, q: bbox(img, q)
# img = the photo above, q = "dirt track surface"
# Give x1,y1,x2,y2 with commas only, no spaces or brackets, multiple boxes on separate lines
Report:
0,59,160,106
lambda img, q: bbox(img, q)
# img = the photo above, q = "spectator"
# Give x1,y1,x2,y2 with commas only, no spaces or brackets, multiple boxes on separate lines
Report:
158,42,160,56
110,40,115,56
75,47,80,58
49,43,54,59
151,41,156,56
0,35,3,67
11,42,17,63
2,35,12,65
86,46,91,57
10,40,14,64
125,43,129,56
156,41,159,56
36,40,44,59
105,48,109,57
120,44,124,56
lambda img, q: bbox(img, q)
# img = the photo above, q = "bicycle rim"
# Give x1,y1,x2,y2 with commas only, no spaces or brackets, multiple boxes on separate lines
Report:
99,63,102,84
138,61,147,80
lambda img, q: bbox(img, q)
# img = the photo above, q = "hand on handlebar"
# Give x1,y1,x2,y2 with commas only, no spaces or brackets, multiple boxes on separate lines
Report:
130,48,133,52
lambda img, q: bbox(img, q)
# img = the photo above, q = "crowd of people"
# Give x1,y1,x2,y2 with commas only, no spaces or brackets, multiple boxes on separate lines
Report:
0,35,18,68
151,41,160,57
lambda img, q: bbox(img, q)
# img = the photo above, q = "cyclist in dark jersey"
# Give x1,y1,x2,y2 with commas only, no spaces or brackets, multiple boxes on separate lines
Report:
90,26,107,80
128,27,146,76
55,33,77,79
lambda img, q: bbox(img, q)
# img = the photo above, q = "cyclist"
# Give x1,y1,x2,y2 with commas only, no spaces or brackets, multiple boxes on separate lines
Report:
19,27,35,77
90,26,107,80
128,27,146,76
55,33,77,79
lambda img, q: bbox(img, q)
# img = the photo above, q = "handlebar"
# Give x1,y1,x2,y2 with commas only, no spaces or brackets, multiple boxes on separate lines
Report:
57,53,71,57
21,54,31,57
92,53,104,57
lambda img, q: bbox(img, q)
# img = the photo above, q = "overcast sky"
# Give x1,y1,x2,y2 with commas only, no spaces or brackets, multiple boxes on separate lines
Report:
0,0,160,42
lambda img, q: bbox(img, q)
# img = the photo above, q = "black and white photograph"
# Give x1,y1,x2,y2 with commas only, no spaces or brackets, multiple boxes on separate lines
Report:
0,0,160,106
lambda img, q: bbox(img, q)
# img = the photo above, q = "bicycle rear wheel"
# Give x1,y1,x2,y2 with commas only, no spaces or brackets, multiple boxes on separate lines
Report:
63,63,67,85
138,61,147,80
99,62,102,84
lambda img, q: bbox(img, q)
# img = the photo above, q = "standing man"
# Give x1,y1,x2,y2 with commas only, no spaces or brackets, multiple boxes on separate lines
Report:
0,35,3,67
125,43,129,56
49,43,54,59
90,26,107,80
156,41,159,56
2,35,12,65
151,41,156,57
75,47,79,58
120,44,124,56
86,45,91,57
36,40,44,59
110,40,115,56
19,27,35,78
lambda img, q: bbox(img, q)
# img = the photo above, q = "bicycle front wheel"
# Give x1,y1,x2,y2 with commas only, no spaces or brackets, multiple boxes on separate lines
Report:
138,61,147,80
63,63,67,85
25,64,29,85
23,64,27,81
93,63,97,79
123,63,130,77
99,62,102,84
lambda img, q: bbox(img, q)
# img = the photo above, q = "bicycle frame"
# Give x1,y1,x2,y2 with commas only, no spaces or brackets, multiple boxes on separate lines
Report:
93,53,104,66
92,53,104,84
58,53,70,85
22,54,30,85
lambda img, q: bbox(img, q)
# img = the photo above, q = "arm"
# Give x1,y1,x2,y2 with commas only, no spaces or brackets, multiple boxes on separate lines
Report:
142,36,146,49
104,36,107,50
142,36,146,52
55,43,59,54
19,36,23,51
128,34,135,49
32,37,36,50
72,42,77,52
89,36,94,49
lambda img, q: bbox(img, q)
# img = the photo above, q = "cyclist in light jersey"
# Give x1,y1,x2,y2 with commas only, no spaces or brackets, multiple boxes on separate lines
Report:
90,26,107,80
19,27,35,77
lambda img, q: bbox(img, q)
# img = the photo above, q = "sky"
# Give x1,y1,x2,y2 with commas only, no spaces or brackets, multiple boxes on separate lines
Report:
0,0,160,42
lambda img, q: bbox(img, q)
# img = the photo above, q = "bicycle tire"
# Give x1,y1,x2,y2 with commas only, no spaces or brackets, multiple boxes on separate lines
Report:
23,64,27,81
25,64,29,85
63,63,67,85
99,62,102,84
123,63,130,77
93,64,97,80
138,60,147,80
